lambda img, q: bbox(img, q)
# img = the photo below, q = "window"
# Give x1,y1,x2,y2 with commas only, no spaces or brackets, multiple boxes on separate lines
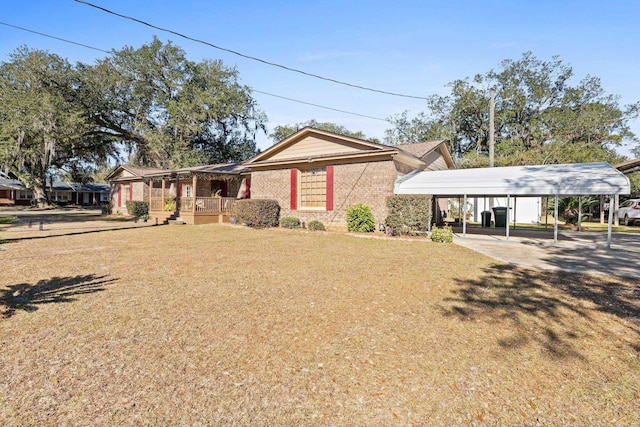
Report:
299,168,326,209
291,166,333,211
100,193,109,202
18,191,32,200
184,185,193,198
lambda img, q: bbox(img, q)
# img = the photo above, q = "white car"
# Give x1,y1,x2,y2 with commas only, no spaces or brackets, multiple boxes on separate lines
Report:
618,199,640,226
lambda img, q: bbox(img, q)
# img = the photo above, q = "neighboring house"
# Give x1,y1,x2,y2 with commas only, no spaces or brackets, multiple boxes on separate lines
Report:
0,172,109,206
0,174,23,206
105,165,167,215
244,127,455,228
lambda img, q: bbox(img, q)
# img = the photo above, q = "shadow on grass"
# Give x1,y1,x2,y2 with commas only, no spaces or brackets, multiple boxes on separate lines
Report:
441,264,640,358
1,274,118,319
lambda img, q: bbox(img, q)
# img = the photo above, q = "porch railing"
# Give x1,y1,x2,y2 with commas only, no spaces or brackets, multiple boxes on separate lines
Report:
150,196,236,213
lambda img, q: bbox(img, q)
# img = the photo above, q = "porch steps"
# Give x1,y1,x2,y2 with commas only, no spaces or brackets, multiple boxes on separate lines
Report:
168,219,186,225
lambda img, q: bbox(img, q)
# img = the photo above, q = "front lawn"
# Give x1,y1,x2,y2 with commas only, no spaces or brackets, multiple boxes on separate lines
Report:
1,225,638,425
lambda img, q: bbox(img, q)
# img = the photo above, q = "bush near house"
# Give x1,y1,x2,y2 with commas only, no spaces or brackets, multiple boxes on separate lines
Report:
279,216,301,228
307,220,325,231
346,203,375,232
125,201,149,218
385,195,432,236
430,225,453,243
234,199,280,228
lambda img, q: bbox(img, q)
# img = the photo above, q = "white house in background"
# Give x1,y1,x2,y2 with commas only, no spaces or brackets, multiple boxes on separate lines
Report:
470,196,543,225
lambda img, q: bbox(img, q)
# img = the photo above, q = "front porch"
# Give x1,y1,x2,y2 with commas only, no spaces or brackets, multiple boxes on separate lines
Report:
145,164,249,225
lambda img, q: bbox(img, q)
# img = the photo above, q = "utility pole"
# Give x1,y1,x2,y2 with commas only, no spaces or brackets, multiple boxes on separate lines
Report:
489,90,495,168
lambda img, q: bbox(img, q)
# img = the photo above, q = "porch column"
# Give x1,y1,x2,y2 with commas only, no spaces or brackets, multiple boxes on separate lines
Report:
192,175,197,214
148,179,153,206
161,179,166,210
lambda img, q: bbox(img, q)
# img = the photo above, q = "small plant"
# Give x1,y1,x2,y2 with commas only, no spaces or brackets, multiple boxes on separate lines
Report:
163,196,176,211
279,216,301,228
101,202,112,215
346,203,375,232
307,220,325,231
0,216,18,224
430,225,453,243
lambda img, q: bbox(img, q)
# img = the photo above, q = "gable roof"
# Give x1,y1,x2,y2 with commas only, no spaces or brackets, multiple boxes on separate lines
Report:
105,165,167,181
397,140,455,169
395,162,630,196
244,127,427,170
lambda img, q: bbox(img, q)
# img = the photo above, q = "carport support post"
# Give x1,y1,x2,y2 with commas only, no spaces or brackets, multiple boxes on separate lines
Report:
578,196,582,232
462,194,467,237
505,195,510,240
607,194,614,249
554,195,559,244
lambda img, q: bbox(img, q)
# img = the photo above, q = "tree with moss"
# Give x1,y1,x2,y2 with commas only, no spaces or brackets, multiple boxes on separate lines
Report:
269,119,377,144
386,52,639,166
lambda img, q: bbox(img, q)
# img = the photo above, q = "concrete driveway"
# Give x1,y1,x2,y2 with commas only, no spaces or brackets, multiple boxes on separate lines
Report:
453,227,640,278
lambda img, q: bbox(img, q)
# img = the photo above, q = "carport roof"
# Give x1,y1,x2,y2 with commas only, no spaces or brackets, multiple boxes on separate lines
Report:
395,162,630,196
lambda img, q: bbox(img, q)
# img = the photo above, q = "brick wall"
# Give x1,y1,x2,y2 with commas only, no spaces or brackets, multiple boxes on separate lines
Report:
251,160,399,230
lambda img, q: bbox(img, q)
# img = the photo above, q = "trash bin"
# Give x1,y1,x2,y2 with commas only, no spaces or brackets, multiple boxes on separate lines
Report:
492,207,507,227
481,210,492,227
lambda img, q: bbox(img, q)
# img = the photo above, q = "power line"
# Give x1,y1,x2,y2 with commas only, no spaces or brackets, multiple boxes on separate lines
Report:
73,0,430,101
253,90,390,122
0,20,392,123
0,21,110,54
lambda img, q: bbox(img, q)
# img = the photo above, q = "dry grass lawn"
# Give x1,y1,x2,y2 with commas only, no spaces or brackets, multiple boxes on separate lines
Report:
1,224,639,426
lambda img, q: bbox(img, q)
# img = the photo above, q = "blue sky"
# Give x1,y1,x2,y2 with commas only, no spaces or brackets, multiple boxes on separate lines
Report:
1,0,639,157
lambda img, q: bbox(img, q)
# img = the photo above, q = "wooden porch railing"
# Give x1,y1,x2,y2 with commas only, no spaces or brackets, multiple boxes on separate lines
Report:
150,196,236,213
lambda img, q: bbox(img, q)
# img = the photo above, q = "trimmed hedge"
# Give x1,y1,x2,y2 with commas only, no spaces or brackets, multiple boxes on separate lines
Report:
234,199,280,228
126,201,149,218
385,195,432,236
346,203,375,232
280,216,301,228
307,220,325,231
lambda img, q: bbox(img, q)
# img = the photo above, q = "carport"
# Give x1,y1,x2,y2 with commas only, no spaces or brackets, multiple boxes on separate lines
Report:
394,162,631,248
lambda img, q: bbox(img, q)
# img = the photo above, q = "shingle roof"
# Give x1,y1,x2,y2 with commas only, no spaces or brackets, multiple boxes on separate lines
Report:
397,140,445,159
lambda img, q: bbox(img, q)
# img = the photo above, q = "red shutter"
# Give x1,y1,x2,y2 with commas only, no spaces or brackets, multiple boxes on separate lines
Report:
221,180,228,197
290,169,297,210
178,183,182,197
326,165,334,211
245,177,251,199
118,184,122,207
129,183,133,201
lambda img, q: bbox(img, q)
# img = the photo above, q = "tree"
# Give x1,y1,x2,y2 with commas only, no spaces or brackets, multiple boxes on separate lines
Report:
0,47,114,207
269,119,377,143
79,37,266,168
386,52,640,165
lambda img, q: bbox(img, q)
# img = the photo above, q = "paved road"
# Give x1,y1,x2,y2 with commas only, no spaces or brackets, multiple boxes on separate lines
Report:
453,227,640,278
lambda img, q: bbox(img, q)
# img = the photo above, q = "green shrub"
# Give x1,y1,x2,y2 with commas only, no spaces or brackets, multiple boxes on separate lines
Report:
0,216,18,224
430,225,453,243
346,203,375,232
101,202,112,215
126,201,149,218
234,199,280,228
280,216,301,228
163,196,176,211
307,220,325,231
385,195,432,236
